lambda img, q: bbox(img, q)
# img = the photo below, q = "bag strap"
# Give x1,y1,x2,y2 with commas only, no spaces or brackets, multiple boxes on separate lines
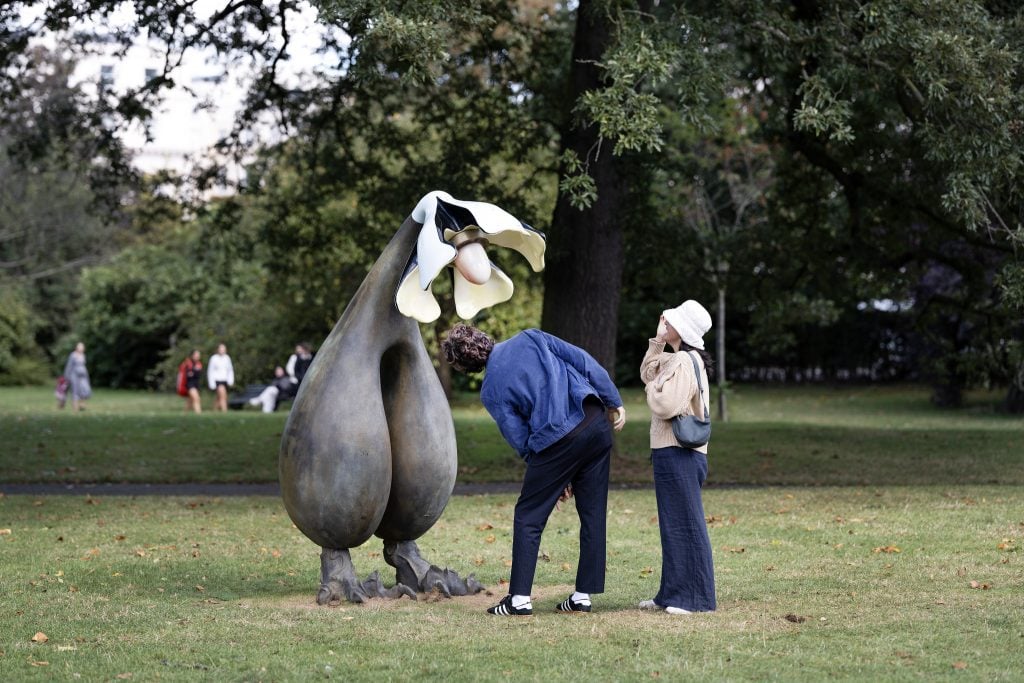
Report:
687,351,710,420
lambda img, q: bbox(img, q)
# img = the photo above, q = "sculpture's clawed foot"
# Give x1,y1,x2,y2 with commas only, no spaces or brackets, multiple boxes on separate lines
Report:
383,540,485,597
317,548,416,605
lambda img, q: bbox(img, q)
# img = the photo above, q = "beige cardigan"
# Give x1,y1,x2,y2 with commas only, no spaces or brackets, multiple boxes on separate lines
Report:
640,339,710,454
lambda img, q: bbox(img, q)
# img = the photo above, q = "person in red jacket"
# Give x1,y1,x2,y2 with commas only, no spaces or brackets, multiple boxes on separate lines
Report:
179,349,204,414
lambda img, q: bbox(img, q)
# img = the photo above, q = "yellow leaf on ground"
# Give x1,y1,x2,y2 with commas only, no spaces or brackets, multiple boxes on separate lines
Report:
31,632,48,643
484,535,496,544
872,545,901,554
0,529,11,535
476,523,493,531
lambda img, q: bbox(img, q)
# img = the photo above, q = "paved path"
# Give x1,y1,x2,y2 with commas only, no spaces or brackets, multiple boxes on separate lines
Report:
0,482,657,497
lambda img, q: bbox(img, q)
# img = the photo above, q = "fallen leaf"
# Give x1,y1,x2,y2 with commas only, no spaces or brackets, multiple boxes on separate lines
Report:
996,539,1016,551
952,661,968,670
116,673,133,679
502,559,512,568
114,535,126,542
30,660,49,667
561,563,571,571
195,585,205,592
473,556,484,566
872,545,901,554
968,580,992,590
0,529,11,536
476,523,494,531
640,566,654,576
783,614,806,623
85,498,100,506
484,535,496,544
271,549,282,558
723,546,745,553
31,632,48,643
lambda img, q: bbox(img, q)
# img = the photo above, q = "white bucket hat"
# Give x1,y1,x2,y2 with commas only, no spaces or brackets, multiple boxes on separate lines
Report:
663,300,712,350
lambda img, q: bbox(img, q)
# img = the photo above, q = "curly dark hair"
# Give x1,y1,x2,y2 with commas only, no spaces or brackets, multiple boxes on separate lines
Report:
442,324,495,373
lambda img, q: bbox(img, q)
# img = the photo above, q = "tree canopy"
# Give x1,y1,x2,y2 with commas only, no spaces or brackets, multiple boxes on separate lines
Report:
0,0,1021,409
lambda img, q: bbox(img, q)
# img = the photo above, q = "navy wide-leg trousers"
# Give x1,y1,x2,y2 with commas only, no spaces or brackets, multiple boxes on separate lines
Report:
652,446,716,612
509,415,613,596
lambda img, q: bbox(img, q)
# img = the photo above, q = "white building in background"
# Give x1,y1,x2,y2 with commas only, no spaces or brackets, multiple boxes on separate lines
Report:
63,1,330,193
76,42,246,187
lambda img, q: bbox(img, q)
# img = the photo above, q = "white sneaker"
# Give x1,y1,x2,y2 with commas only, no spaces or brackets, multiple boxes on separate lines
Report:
665,606,693,615
638,599,663,610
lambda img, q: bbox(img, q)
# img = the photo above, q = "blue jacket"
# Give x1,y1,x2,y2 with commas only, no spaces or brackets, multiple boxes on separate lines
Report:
480,329,623,460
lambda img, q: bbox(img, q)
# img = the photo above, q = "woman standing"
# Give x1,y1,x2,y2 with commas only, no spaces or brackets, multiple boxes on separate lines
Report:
63,342,92,412
207,343,235,412
181,350,204,414
639,300,716,614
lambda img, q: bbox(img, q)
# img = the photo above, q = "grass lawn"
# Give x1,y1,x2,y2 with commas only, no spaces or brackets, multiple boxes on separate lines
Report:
1,487,1021,681
1,384,1022,486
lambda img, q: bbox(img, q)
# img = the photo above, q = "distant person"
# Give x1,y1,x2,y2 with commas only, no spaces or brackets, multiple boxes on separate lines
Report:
639,300,716,615
442,324,625,617
248,366,293,413
207,343,235,412
54,375,69,409
62,342,92,412
179,349,203,414
285,342,315,388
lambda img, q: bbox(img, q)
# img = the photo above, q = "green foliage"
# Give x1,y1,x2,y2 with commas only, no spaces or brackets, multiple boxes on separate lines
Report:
75,244,204,388
0,283,47,385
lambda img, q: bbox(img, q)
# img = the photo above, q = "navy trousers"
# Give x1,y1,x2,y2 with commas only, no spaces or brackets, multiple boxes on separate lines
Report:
509,414,613,596
652,446,716,612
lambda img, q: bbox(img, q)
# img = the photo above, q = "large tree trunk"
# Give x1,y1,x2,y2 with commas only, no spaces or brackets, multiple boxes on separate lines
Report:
541,0,624,376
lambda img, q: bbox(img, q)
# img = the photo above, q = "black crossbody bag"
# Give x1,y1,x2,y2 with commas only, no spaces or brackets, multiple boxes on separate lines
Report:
670,351,711,448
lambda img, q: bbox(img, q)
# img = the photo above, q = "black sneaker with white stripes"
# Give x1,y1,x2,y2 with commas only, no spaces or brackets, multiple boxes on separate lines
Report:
555,595,592,613
486,594,533,616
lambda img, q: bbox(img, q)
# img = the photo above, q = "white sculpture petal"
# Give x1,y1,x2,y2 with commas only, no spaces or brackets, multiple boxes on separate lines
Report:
398,190,547,321
412,192,459,291
454,265,514,320
396,263,443,323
